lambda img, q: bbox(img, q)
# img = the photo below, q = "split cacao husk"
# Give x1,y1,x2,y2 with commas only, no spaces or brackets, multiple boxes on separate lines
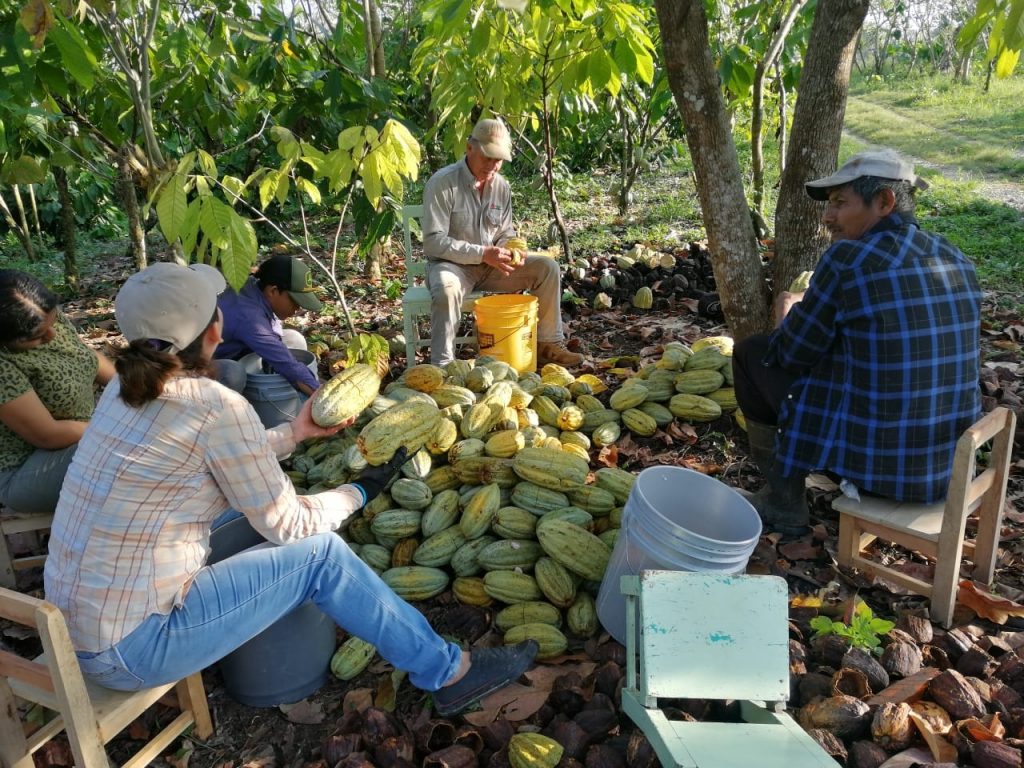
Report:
843,647,890,692
799,694,871,740
972,740,1024,768
848,739,890,768
423,745,477,768
832,667,872,699
928,669,987,720
882,640,924,679
871,701,916,752
808,728,847,763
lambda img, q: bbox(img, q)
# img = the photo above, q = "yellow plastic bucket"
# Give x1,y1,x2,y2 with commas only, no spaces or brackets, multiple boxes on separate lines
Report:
473,294,539,373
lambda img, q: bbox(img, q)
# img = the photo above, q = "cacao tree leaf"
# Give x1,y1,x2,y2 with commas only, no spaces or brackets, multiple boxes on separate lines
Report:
197,149,217,178
338,125,363,151
49,23,95,88
181,198,201,255
156,173,188,243
222,209,257,291
198,196,231,250
296,176,321,205
19,0,53,49
258,170,278,209
5,156,45,184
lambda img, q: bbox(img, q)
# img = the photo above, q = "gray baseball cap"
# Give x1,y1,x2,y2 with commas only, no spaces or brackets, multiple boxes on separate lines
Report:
805,149,928,201
115,262,226,353
470,118,512,161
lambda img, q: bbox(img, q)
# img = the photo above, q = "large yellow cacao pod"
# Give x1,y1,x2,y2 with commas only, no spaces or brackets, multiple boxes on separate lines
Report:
513,447,589,491
485,429,526,458
508,734,564,768
310,364,381,427
451,576,494,606
632,286,653,310
426,418,458,455
404,364,445,393
452,456,517,487
788,270,813,292
691,335,735,356
555,404,585,431
460,482,501,539
539,363,575,387
358,400,442,465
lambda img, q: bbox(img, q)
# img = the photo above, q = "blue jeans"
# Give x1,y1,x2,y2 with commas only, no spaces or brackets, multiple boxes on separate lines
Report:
76,532,461,693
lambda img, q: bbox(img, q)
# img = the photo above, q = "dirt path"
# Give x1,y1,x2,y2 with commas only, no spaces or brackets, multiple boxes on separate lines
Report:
844,96,1024,214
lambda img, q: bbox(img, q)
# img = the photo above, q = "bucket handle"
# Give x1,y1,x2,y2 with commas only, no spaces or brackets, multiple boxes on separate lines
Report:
478,318,530,351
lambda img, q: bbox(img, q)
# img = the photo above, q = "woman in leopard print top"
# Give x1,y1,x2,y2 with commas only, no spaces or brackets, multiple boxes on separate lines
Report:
0,270,114,515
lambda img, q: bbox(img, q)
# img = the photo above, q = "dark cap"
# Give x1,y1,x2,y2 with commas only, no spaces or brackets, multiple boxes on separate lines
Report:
256,256,323,311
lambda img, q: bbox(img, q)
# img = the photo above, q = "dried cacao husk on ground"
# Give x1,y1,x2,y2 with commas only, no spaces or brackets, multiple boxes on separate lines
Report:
972,740,1024,768
323,733,365,765
958,646,999,679
882,641,924,679
897,614,934,644
593,661,623,700
848,739,890,768
937,628,974,661
584,743,626,768
808,728,847,763
481,719,515,752
798,672,834,706
812,633,852,667
799,694,871,740
871,701,916,751
625,731,658,768
543,718,590,760
422,744,477,768
832,667,872,699
928,669,987,720
843,647,890,693
452,724,483,755
923,644,952,670
414,720,455,754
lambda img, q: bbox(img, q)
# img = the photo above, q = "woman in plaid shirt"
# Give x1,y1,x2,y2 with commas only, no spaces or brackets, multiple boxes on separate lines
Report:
44,262,536,717
733,150,982,538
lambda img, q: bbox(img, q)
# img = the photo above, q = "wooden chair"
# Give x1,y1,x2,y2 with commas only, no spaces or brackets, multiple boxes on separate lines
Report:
620,570,835,768
833,407,1017,628
0,507,54,588
400,204,483,367
0,588,213,768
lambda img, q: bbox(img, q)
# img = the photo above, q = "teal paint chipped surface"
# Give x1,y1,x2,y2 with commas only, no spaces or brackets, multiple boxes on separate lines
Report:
707,631,734,644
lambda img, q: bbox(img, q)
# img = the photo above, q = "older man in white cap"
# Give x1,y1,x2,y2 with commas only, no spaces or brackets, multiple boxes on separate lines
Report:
421,117,582,368
731,149,982,538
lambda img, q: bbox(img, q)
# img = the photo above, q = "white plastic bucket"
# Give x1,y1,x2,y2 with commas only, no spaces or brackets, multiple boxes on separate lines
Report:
595,465,762,645
241,349,317,428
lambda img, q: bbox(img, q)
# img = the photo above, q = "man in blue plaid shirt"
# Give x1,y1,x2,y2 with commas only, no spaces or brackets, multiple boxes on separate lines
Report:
733,150,982,538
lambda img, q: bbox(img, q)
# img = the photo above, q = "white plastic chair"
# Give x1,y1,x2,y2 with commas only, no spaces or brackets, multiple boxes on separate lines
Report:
620,570,834,768
400,204,483,367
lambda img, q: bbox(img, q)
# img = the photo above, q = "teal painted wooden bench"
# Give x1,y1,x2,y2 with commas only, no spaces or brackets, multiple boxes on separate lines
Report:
620,571,835,768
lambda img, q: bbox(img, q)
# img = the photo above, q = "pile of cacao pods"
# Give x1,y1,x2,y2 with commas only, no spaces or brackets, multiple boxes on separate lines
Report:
286,335,741,682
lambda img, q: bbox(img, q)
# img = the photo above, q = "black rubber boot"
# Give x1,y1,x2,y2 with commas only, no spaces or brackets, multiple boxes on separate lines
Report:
742,419,810,539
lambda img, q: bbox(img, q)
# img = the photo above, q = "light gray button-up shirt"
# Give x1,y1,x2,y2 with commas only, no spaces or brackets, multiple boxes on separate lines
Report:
422,158,516,266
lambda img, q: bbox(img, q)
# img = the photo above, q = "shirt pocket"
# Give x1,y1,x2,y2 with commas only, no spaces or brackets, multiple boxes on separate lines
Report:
485,206,505,229
448,206,472,236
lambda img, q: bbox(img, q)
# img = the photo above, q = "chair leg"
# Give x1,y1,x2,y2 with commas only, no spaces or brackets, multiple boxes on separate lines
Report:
403,308,418,368
0,678,34,768
0,532,17,589
971,503,1003,586
175,673,213,739
930,543,965,629
836,514,857,568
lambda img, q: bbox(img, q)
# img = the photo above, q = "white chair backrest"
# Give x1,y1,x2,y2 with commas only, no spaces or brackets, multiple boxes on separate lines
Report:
402,204,425,282
634,571,790,704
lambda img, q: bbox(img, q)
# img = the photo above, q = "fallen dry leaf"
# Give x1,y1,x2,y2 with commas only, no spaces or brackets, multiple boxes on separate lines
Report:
279,698,325,725
462,682,548,725
907,710,958,763
596,445,619,468
778,538,823,561
957,580,1024,624
342,687,374,713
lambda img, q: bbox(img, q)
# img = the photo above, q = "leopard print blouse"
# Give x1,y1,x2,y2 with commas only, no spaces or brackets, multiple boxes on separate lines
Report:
0,312,98,472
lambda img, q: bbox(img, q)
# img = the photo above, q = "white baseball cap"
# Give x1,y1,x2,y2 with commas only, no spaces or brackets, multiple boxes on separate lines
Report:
115,262,226,353
805,149,928,200
470,118,513,161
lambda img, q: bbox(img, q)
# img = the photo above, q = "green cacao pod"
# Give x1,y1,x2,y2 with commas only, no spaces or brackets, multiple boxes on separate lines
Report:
451,576,493,607
683,346,729,371
513,447,589,491
621,408,658,437
609,383,648,411
420,489,461,537
534,556,577,608
310,364,381,427
430,383,477,409
426,418,459,455
380,566,449,601
330,636,376,681
483,570,542,604
530,395,561,427
591,421,621,448
452,456,517,487
675,369,725,395
370,509,422,539
669,393,723,422
460,482,501,539
537,520,611,581
511,482,570,515
567,592,598,637
477,539,543,571
492,506,538,539
559,430,591,450
637,401,674,427
568,485,616,516
358,400,441,465
504,623,568,660
449,535,497,577
581,408,621,433
574,394,605,413
494,601,562,632
413,526,467,567
594,467,636,504
448,438,486,464
390,478,433,511
707,387,738,412
461,401,503,439
424,465,461,494
358,543,391,572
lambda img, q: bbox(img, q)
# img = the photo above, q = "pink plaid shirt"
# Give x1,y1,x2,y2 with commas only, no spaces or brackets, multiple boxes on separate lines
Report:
44,375,362,652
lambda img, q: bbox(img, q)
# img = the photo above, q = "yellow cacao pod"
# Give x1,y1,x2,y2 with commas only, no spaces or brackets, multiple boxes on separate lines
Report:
632,286,653,309
504,623,568,660
513,447,589,491
460,482,502,539
358,400,442,465
310,364,381,427
508,733,564,768
404,364,445,393
485,429,526,458
452,576,494,606
330,636,376,681
555,404,585,431
691,335,735,356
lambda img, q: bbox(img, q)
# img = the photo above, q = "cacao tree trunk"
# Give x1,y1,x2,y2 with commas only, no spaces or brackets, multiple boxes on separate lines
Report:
54,168,79,292
654,0,770,340
0,191,35,261
773,0,870,297
117,147,147,269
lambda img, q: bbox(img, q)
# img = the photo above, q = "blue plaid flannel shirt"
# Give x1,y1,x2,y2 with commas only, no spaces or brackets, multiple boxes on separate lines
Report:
764,212,981,503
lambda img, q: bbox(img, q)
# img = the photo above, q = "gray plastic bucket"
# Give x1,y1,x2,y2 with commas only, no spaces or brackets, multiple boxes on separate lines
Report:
208,517,337,707
241,348,318,428
595,465,762,645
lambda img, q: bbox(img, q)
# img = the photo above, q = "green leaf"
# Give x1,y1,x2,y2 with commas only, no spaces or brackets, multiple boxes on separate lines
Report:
199,196,232,250
275,172,290,206
181,198,201,255
221,175,246,203
259,170,280,209
221,209,257,290
198,149,218,178
156,174,188,243
6,156,45,184
995,46,1020,77
296,176,321,205
338,126,364,151
361,152,383,207
48,23,95,89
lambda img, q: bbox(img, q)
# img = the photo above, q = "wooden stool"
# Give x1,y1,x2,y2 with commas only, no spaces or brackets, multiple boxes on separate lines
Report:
833,407,1016,627
0,587,213,767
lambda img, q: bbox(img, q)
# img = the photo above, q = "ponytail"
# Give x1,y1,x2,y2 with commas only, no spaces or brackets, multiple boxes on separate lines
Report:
115,309,219,407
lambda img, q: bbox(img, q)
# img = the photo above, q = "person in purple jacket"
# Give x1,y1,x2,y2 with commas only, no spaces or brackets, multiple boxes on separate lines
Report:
214,256,322,396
